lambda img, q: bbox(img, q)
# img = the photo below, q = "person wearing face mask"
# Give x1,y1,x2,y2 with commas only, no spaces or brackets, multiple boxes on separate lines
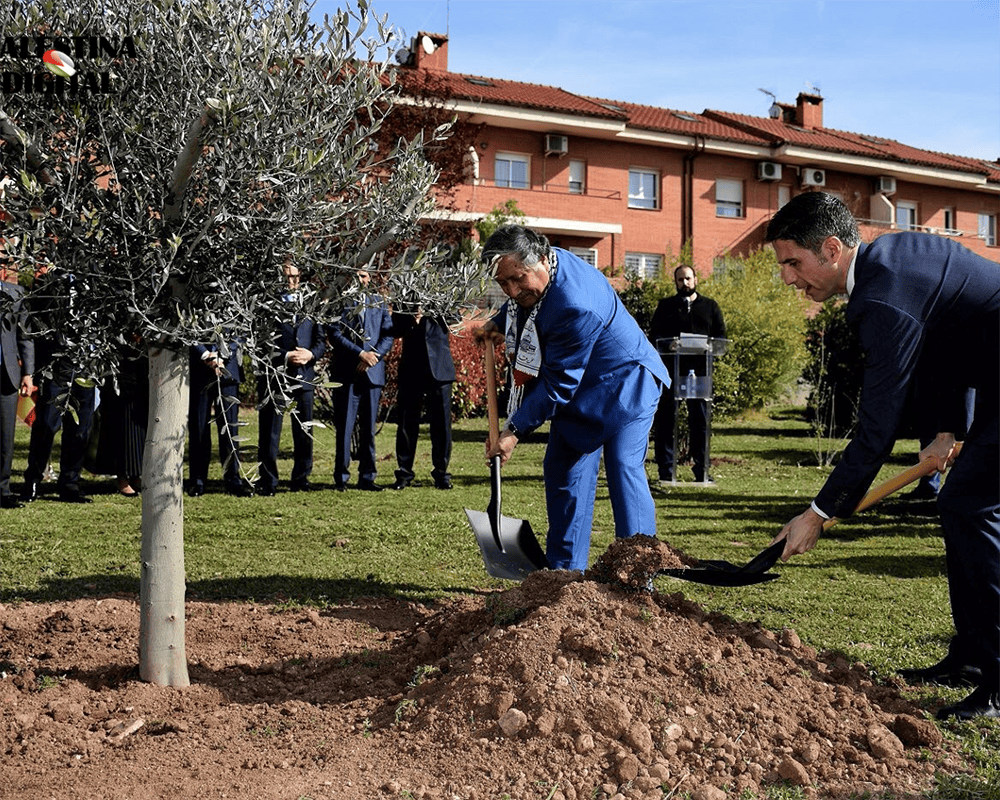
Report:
473,225,668,572
647,265,726,483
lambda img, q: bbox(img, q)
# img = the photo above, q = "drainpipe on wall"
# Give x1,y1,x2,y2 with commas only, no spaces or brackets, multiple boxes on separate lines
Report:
682,135,706,249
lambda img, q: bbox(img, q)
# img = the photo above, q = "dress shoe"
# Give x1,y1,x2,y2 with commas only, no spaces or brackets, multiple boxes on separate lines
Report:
187,483,206,498
898,658,982,688
1,495,24,509
936,686,1000,721
255,484,277,497
434,476,453,490
333,481,346,492
392,478,411,490
356,480,384,492
225,484,254,498
20,481,39,503
289,480,317,492
58,489,93,504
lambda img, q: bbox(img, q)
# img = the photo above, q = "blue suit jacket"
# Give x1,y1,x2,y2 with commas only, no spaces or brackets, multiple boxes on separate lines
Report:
815,232,1000,517
327,296,394,387
394,313,456,384
493,248,669,452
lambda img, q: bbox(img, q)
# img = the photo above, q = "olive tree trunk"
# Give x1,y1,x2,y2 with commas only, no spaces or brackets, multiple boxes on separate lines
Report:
138,345,190,686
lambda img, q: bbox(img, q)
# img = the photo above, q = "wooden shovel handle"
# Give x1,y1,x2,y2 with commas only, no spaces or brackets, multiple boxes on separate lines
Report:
485,343,500,450
822,442,963,531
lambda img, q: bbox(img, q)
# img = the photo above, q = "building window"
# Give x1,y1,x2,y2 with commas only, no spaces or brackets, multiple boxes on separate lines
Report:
942,207,956,234
495,152,529,189
569,247,597,266
715,179,743,218
625,252,663,279
568,160,586,195
896,201,918,230
980,213,997,246
628,169,658,209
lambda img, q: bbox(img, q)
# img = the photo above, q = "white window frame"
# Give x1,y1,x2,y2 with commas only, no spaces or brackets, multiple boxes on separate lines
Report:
568,159,586,195
569,247,597,267
979,213,997,246
942,207,957,234
896,201,918,230
715,178,743,218
495,152,530,189
628,168,659,209
624,252,663,279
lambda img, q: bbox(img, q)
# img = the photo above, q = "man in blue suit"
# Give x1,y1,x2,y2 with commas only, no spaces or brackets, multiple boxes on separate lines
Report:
327,269,394,491
767,191,999,720
476,225,669,572
187,340,251,497
392,311,457,491
255,263,327,495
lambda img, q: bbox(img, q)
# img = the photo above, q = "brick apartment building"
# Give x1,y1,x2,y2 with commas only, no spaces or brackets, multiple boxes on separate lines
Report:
398,32,1000,277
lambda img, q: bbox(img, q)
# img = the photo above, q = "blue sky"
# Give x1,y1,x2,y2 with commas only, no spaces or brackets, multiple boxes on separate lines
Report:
311,0,1000,162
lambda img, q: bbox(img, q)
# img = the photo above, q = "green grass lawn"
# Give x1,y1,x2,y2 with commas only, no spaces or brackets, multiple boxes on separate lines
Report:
1,405,997,796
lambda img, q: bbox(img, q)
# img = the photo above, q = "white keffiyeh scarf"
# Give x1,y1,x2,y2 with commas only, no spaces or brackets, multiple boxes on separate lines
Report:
504,251,558,417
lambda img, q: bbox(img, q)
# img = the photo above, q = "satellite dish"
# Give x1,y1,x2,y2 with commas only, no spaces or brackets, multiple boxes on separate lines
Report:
421,35,436,54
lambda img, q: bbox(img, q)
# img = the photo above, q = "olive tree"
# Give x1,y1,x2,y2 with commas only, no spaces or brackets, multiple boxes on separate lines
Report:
0,0,485,685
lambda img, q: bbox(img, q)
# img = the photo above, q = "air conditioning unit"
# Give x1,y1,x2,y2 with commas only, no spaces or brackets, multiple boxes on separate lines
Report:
544,134,568,155
757,161,782,181
801,168,826,187
876,175,897,195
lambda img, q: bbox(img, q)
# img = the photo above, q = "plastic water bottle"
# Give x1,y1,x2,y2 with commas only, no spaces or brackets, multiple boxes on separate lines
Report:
684,369,696,398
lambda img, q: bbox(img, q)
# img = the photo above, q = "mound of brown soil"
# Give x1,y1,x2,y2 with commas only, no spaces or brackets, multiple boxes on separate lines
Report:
0,537,966,799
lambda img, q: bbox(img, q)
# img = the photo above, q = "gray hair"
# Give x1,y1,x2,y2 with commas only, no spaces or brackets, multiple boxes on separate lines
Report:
481,225,551,271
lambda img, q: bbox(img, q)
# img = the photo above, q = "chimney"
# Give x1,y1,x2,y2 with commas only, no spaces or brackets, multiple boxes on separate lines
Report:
795,92,823,129
412,32,449,72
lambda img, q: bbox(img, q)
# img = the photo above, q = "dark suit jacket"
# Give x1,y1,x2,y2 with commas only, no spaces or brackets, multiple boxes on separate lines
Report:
815,232,1000,518
648,293,726,376
1,281,34,390
191,341,243,390
327,296,394,387
264,318,326,392
394,314,456,385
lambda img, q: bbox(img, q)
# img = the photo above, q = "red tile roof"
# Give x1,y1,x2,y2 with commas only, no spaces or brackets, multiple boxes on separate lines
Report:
393,65,997,184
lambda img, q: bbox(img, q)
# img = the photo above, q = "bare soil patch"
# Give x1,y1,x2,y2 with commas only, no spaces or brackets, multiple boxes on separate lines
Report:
1,537,966,799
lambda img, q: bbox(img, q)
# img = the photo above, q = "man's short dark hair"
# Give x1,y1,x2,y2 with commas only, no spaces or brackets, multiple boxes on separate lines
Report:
481,225,551,269
764,191,861,253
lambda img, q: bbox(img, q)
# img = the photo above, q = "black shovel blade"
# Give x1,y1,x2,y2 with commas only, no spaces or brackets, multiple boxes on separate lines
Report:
465,508,548,581
657,540,784,586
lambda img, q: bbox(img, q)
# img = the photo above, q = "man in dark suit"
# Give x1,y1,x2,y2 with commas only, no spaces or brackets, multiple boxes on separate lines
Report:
187,340,251,497
766,191,999,720
391,311,457,490
326,269,394,491
255,263,327,495
20,269,95,504
0,269,35,508
648,265,726,483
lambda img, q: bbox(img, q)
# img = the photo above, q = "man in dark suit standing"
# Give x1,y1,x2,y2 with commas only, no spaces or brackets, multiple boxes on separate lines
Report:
326,269,394,491
766,191,999,720
255,263,327,495
187,340,251,497
0,268,35,508
20,269,95,504
391,311,456,490
648,265,726,483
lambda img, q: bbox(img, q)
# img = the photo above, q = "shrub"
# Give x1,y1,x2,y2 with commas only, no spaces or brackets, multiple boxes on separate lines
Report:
616,248,810,418
803,299,863,438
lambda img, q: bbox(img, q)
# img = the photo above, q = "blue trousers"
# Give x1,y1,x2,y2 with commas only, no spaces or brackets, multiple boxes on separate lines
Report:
544,371,661,571
333,381,382,484
25,376,96,492
936,390,999,688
